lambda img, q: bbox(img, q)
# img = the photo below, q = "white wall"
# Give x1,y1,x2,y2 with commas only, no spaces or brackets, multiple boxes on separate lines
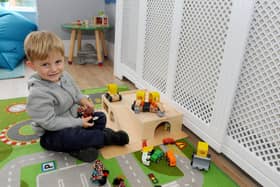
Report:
36,0,104,40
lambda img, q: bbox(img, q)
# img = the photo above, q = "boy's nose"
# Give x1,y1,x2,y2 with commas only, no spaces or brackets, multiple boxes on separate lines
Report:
50,64,57,71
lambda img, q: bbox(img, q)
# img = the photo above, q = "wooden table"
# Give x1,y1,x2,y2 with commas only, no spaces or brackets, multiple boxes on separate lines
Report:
62,23,111,65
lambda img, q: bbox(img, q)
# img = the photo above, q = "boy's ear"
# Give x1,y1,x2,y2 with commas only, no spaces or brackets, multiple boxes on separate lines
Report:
26,61,35,70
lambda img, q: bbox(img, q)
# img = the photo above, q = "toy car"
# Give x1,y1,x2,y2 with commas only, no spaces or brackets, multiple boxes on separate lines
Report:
77,105,99,123
141,146,153,166
148,173,158,184
105,92,122,102
113,176,126,187
105,84,122,102
162,137,175,145
150,149,164,163
165,150,176,166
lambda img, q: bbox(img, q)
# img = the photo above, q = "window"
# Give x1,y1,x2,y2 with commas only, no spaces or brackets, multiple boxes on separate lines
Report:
0,0,36,12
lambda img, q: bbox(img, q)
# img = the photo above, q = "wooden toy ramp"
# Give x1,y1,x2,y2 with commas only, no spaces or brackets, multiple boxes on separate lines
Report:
100,90,188,159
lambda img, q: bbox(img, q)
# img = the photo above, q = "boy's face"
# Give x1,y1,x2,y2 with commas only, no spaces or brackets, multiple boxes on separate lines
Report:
27,51,65,83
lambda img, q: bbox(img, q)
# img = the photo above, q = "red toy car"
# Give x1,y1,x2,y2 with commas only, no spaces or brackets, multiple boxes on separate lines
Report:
162,137,175,145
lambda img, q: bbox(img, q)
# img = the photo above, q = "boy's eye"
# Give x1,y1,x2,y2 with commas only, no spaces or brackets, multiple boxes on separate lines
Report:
55,60,62,64
41,63,49,67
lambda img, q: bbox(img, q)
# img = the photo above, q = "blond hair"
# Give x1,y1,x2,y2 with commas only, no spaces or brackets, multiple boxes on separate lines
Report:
24,31,64,61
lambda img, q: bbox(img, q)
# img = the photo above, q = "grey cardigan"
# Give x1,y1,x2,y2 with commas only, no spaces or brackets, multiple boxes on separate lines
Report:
26,71,86,136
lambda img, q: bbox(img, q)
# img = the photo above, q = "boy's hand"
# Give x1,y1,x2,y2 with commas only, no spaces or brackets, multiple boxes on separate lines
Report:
80,97,94,112
82,116,94,128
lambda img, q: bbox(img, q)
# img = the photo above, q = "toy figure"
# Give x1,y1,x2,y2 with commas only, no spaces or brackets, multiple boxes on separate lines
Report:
91,160,109,185
131,90,165,117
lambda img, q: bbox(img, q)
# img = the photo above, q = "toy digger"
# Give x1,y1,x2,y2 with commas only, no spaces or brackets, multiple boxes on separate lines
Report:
191,141,211,171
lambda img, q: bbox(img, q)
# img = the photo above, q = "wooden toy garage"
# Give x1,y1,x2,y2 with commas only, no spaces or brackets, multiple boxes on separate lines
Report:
100,90,187,158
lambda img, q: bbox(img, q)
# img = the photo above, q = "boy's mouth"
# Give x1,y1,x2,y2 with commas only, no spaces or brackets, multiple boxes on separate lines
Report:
48,73,60,77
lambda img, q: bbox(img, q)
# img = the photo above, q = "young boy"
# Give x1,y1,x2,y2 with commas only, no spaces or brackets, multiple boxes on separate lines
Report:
24,31,129,162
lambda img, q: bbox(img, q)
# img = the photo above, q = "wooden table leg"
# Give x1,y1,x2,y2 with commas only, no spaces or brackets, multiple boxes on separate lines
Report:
68,29,77,64
77,30,82,51
95,30,103,66
100,31,108,57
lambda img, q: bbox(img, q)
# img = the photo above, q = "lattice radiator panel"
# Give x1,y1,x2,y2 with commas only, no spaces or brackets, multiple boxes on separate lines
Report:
227,0,280,173
142,0,175,93
120,0,139,71
172,0,233,124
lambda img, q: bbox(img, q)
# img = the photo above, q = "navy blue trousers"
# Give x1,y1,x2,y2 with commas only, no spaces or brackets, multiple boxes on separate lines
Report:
40,112,106,152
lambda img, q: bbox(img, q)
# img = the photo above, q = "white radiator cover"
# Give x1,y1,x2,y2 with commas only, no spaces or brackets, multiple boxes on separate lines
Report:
114,0,280,186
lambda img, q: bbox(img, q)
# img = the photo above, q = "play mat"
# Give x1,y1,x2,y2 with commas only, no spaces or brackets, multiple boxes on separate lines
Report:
0,86,238,187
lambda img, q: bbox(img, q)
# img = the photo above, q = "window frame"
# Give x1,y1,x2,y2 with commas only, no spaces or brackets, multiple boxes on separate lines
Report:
1,0,36,12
